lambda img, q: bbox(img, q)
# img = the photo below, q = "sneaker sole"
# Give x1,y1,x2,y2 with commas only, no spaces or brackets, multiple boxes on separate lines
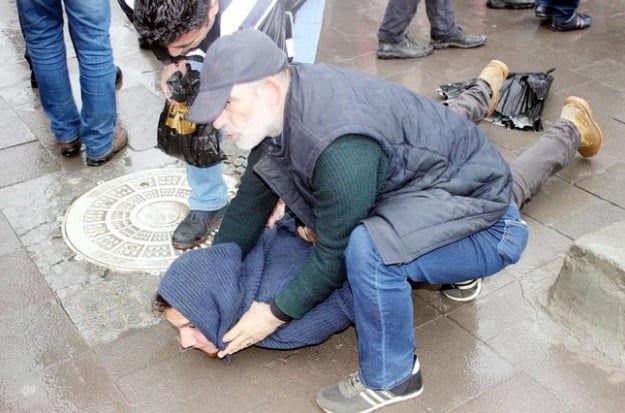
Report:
564,96,602,157
441,279,483,302
318,387,424,413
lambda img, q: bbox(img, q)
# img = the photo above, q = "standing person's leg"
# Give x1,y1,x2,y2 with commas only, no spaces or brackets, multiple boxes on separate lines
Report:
376,0,434,59
172,163,229,249
550,0,590,31
427,0,487,49
64,0,126,164
317,205,528,413
17,0,82,157
171,57,229,250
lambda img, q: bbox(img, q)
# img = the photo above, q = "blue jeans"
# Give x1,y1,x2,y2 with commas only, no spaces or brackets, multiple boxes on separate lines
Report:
186,163,229,211
537,0,580,23
346,203,528,389
184,59,228,212
17,0,117,158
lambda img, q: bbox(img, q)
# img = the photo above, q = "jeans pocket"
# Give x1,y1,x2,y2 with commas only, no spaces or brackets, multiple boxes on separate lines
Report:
497,219,529,265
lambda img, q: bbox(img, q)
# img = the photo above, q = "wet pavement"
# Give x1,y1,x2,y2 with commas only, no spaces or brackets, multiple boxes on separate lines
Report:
2,0,625,412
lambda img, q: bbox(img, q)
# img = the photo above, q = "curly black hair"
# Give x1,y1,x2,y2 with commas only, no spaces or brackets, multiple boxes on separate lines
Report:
133,0,211,46
152,293,172,314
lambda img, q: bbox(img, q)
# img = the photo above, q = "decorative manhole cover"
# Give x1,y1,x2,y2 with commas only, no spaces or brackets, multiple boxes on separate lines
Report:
61,168,237,273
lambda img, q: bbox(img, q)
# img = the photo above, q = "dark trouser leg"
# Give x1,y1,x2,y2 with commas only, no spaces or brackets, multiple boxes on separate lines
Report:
425,0,456,38
447,79,580,209
377,0,420,44
509,119,579,208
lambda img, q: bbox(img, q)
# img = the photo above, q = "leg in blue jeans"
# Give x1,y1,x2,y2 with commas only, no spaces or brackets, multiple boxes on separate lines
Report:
550,0,580,24
186,163,229,211
17,0,116,158
17,0,81,145
346,203,528,389
65,0,117,158
184,58,229,212
538,0,580,23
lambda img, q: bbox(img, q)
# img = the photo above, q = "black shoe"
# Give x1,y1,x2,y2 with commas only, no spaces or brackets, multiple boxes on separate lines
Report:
86,124,128,166
377,35,434,59
535,4,553,19
171,206,228,250
441,278,483,302
115,66,123,90
58,137,82,157
430,27,487,49
551,12,592,31
487,0,535,9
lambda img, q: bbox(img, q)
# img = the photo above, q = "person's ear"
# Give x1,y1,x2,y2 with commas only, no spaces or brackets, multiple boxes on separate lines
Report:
209,0,219,17
261,76,284,107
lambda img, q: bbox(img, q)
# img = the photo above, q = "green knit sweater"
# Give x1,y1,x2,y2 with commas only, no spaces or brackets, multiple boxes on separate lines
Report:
214,135,388,319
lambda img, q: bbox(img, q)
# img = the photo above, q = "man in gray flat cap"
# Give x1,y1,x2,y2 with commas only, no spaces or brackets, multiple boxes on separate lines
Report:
187,29,601,413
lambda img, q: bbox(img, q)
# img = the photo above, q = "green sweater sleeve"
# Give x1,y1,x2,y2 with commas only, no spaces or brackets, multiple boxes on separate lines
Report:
273,135,388,319
213,144,279,254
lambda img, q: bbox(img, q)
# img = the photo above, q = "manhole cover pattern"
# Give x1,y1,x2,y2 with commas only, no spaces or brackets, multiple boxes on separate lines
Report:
62,168,238,273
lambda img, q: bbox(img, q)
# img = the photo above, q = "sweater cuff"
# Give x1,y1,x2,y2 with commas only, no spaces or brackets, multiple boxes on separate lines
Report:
270,300,293,322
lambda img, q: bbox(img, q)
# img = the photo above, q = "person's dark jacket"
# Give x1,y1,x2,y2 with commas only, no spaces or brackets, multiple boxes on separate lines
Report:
216,63,512,319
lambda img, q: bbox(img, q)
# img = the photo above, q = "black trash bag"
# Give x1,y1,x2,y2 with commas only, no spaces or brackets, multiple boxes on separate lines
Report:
493,69,554,131
436,69,555,131
156,66,225,168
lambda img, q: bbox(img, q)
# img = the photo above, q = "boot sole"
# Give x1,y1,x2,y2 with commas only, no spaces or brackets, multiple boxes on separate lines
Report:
171,234,211,250
564,96,602,157
432,43,484,49
376,49,434,59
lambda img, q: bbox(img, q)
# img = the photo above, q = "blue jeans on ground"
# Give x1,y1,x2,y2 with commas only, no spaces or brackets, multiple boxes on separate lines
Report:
17,0,117,158
346,203,528,389
537,0,580,23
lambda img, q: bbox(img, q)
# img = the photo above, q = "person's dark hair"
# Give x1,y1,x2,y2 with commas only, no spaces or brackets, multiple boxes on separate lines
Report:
152,293,172,314
133,0,211,46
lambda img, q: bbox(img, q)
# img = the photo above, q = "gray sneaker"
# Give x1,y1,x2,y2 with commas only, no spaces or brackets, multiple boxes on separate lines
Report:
430,27,487,49
316,356,423,413
377,35,434,59
441,278,483,302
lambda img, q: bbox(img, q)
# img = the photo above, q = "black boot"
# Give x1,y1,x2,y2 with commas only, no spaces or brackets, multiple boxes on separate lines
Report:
171,206,228,250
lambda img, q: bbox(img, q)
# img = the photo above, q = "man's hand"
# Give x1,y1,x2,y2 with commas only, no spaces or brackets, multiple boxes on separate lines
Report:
218,301,285,358
266,199,285,228
160,60,188,104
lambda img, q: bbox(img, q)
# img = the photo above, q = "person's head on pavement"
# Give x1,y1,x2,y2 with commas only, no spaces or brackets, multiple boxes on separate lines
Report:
188,29,290,150
155,243,244,358
154,219,355,359
133,0,219,56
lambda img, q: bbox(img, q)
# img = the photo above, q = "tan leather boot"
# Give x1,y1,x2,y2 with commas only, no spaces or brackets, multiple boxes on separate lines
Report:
478,60,509,115
560,96,602,157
